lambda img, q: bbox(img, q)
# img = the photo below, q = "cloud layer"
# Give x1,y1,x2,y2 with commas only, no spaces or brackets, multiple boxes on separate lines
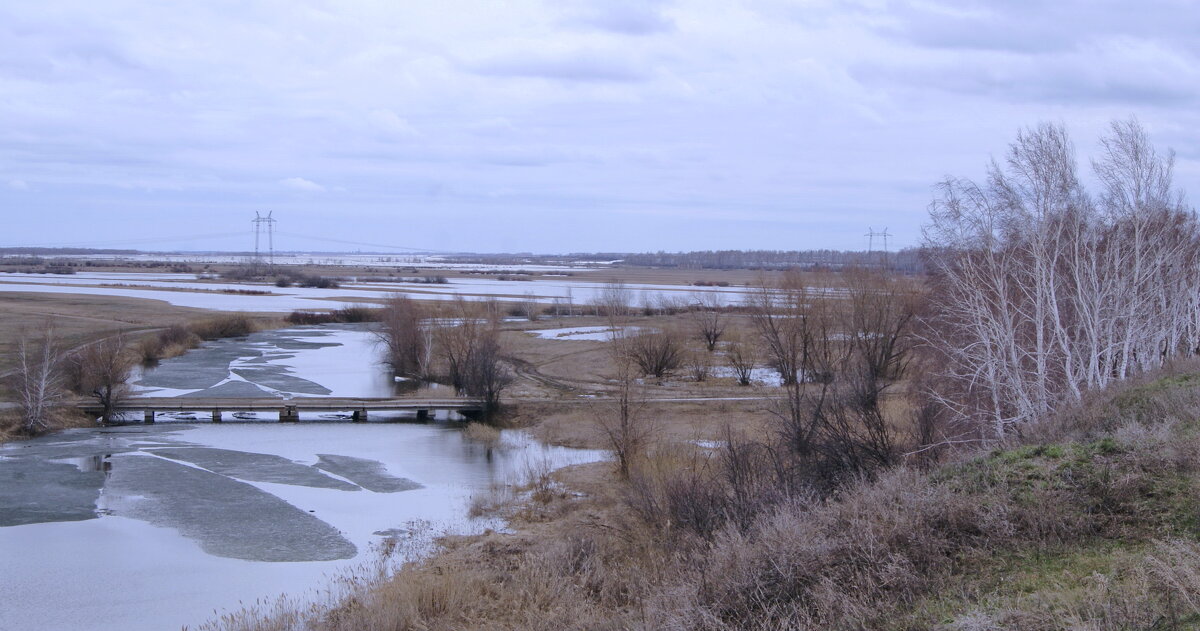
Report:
1,0,1196,252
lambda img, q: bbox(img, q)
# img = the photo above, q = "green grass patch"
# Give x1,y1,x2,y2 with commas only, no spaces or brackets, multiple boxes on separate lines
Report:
904,541,1144,628
1112,372,1200,416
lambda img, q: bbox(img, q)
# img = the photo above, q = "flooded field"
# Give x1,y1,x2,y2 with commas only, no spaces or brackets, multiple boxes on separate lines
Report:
0,271,752,312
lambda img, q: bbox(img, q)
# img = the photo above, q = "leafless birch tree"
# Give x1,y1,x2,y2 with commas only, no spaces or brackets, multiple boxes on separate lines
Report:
923,119,1196,436
8,324,66,434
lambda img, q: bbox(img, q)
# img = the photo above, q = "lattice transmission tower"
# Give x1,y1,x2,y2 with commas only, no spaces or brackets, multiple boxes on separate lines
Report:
252,211,277,269
864,226,891,268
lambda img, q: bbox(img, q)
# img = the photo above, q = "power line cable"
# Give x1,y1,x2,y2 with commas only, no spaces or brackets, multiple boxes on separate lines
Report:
272,231,439,253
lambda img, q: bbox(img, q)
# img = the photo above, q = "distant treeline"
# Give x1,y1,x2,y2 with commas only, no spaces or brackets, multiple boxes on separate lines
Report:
617,249,923,273
0,247,140,255
439,249,924,274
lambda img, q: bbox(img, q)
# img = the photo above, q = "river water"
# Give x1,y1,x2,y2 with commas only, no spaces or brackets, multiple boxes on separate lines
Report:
0,325,606,631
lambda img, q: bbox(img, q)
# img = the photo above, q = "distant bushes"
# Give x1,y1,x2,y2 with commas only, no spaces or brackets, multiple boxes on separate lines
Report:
272,272,342,289
137,324,198,363
356,275,447,284
137,315,261,363
285,306,379,325
219,267,342,289
2,265,75,275
219,267,262,281
191,315,256,340
285,311,338,325
99,283,270,296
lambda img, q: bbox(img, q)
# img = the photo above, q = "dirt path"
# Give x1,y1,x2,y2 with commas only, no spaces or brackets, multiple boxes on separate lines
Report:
505,355,582,394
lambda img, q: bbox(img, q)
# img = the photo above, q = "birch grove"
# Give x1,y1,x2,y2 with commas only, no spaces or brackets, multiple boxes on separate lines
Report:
923,119,1196,436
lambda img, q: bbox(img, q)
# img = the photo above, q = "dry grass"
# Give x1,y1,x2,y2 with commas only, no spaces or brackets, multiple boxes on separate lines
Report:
0,291,209,375
200,365,1200,631
462,422,502,448
522,399,775,451
137,314,279,363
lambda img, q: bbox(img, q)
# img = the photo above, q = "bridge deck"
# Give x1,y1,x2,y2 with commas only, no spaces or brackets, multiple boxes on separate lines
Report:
80,397,485,419
87,397,482,410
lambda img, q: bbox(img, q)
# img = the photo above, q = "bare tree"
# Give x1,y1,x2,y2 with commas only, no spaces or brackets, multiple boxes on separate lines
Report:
844,268,919,398
67,332,134,423
435,297,511,417
595,341,653,479
688,292,728,351
623,329,685,380
595,279,632,327
462,330,512,417
750,270,845,387
518,292,541,322
684,351,711,382
923,119,1197,436
724,334,757,386
376,295,430,380
7,324,65,434
653,292,689,316
436,298,485,393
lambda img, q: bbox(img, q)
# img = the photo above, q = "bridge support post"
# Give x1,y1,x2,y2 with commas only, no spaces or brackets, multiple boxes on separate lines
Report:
416,409,429,421
144,410,155,424
212,409,222,423
352,408,368,422
280,405,299,422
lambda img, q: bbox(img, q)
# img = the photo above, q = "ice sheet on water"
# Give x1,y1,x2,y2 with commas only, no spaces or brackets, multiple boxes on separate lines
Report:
528,325,647,341
104,454,358,562
134,324,392,399
0,458,105,527
710,365,785,386
315,454,423,493
149,447,360,491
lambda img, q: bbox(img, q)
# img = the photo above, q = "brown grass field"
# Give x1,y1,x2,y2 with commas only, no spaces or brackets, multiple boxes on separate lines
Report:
0,291,214,375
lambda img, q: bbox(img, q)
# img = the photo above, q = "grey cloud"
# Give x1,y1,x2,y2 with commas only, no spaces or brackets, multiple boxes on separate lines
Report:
1,1,1197,253
467,49,650,82
876,0,1200,56
562,1,674,36
851,41,1200,107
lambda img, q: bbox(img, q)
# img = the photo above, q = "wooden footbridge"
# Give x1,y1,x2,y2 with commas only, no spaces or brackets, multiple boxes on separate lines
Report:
80,397,486,423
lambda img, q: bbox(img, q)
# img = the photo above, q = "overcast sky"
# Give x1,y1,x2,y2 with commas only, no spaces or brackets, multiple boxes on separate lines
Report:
2,1,1198,253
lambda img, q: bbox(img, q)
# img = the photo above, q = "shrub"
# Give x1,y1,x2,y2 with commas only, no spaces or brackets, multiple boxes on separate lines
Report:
622,329,684,379
191,315,256,340
333,305,378,323
286,311,337,325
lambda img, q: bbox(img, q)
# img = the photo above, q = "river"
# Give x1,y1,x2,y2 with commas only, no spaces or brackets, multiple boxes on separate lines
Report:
0,325,605,631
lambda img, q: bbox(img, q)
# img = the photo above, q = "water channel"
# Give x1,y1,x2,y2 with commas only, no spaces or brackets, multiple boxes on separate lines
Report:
0,325,606,631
